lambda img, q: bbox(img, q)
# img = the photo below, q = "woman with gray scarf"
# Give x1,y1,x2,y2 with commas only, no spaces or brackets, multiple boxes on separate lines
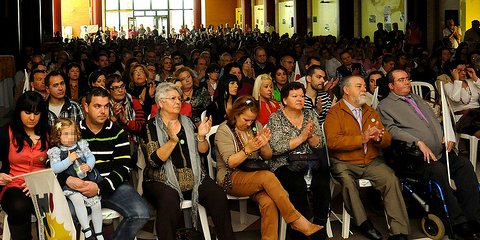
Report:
140,82,234,240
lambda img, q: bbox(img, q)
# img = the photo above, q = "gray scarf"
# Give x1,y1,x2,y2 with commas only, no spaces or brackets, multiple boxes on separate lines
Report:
154,113,205,227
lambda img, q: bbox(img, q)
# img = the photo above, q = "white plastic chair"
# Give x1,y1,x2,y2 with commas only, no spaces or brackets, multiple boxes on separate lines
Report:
411,81,436,102
440,84,480,171
206,125,249,227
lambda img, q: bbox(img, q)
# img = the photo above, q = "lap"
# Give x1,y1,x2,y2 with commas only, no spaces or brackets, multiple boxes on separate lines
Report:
102,182,149,217
330,158,396,185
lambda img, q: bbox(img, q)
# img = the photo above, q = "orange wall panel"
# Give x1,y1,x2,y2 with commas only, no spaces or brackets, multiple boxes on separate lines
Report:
205,0,237,27
61,0,90,37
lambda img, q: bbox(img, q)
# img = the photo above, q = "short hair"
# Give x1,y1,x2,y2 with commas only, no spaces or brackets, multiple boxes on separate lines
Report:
88,70,106,87
226,95,259,128
252,74,273,101
254,46,266,56
174,66,196,79
29,69,46,83
65,62,81,73
383,54,395,64
306,56,321,66
49,117,82,147
386,69,406,83
206,64,221,75
340,75,359,92
447,60,467,72
105,73,123,90
85,87,110,105
45,70,64,87
95,52,108,62
280,82,305,106
155,82,182,105
306,65,325,77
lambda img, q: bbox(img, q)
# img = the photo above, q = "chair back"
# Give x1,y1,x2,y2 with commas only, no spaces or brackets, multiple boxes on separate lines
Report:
206,125,219,179
410,81,436,102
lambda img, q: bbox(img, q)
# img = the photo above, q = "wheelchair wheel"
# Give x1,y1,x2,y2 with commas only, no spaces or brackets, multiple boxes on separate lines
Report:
421,214,445,240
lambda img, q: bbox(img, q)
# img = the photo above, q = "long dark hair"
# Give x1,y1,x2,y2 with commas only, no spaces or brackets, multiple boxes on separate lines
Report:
217,73,239,120
11,91,49,152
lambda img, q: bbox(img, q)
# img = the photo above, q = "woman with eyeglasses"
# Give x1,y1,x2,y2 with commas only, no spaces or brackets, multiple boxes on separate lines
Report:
106,74,145,136
268,82,327,240
215,95,323,240
174,67,211,124
140,82,234,240
128,63,155,118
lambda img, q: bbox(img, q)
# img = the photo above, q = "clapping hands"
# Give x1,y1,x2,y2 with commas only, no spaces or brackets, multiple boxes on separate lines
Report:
362,121,385,144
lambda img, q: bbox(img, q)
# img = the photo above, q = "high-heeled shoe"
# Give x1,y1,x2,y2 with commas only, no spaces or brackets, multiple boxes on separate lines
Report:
290,216,324,236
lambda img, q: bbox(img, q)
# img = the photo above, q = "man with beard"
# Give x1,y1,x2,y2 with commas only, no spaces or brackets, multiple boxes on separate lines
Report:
378,69,480,239
45,71,84,126
56,87,150,239
324,75,409,240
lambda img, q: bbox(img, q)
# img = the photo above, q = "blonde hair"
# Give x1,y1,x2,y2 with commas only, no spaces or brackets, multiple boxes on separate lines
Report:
49,118,82,147
252,74,273,101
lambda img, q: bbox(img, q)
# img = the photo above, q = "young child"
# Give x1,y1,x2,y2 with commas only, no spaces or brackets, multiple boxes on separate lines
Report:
47,118,103,240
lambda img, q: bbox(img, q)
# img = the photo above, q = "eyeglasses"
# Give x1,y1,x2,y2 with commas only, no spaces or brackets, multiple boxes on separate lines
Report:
133,70,145,75
161,96,183,102
395,78,411,83
110,84,126,91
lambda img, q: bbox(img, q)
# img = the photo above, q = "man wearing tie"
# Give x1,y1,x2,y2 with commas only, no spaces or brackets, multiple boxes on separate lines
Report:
324,75,409,240
378,69,480,239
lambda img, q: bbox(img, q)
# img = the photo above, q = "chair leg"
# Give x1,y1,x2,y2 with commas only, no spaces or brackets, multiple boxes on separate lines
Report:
470,137,478,172
239,199,247,225
3,213,11,240
279,217,287,240
326,217,333,238
342,203,351,239
197,204,211,240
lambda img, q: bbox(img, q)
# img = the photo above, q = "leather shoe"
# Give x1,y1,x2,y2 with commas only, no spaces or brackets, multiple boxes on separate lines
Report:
360,220,383,240
387,234,408,240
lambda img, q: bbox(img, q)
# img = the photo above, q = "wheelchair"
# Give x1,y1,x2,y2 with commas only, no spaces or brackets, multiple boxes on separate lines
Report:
384,141,453,240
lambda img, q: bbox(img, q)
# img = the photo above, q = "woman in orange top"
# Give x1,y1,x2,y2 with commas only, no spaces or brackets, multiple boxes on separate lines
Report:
0,91,50,239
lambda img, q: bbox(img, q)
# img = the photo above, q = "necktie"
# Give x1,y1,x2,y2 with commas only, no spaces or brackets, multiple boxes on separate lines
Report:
353,108,367,154
404,96,429,124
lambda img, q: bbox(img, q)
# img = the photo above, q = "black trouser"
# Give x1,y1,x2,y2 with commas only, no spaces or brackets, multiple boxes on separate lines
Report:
275,164,331,240
143,176,235,240
1,187,35,240
415,152,480,226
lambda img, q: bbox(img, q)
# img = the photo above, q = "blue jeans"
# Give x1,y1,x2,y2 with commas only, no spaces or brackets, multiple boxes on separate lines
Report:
68,183,150,240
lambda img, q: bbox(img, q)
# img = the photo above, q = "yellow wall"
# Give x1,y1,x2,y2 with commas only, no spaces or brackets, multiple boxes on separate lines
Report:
462,0,480,32
205,0,236,27
254,5,265,32
236,8,243,28
312,0,339,37
361,0,406,38
62,0,90,37
278,1,294,36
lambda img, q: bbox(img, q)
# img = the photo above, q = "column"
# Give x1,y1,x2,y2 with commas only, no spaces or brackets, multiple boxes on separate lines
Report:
52,0,61,33
242,0,252,31
193,0,201,29
264,0,275,31
293,0,307,35
92,0,102,26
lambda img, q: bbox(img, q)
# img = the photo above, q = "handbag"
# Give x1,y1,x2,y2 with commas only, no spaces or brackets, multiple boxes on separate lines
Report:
237,158,270,172
177,141,195,192
287,152,320,172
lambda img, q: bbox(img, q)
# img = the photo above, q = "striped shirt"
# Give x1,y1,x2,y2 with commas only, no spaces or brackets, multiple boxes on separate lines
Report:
57,120,131,197
304,91,333,125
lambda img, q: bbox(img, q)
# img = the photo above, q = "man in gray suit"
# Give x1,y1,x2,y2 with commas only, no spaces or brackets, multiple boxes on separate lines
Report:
377,69,480,239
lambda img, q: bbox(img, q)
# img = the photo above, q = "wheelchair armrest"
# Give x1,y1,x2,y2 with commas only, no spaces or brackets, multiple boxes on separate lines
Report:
391,140,423,158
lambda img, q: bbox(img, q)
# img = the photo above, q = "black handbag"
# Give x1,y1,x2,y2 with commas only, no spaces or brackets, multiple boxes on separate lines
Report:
237,158,270,172
287,152,320,172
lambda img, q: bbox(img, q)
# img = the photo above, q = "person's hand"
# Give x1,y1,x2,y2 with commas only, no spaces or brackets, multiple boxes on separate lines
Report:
0,173,12,186
197,116,212,137
80,181,99,197
21,182,30,197
466,67,477,80
300,120,315,142
442,138,455,152
451,68,460,80
68,150,78,162
417,140,437,163
166,120,180,142
66,176,87,190
148,82,156,97
361,126,377,144
80,163,91,173
324,77,339,91
260,127,272,143
370,121,385,142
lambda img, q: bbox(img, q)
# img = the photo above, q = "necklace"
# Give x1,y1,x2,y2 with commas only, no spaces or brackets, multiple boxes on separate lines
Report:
235,128,252,145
